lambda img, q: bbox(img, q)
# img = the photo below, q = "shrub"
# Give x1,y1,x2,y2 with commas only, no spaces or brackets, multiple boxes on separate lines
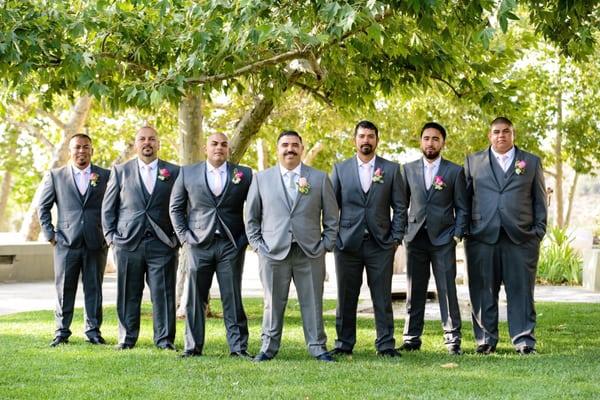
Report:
537,226,583,285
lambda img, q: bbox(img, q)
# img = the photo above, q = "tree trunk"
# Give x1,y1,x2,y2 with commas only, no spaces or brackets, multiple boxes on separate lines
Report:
20,96,93,240
0,171,12,231
564,172,579,228
256,138,269,171
554,72,564,228
302,141,323,165
229,95,275,164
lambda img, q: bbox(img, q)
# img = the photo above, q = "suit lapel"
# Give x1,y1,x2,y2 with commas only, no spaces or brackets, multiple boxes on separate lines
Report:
291,164,310,213
216,163,232,206
350,157,367,203
427,159,448,201
199,162,217,206
484,148,502,190
66,165,84,205
499,147,519,191
146,160,165,209
365,156,380,204
133,159,150,207
275,167,292,211
81,164,96,206
412,160,428,200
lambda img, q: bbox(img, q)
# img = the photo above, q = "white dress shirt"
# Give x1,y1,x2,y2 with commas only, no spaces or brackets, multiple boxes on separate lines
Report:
138,158,158,194
280,163,302,201
207,161,228,197
72,164,91,195
491,146,515,173
423,156,441,190
356,155,375,193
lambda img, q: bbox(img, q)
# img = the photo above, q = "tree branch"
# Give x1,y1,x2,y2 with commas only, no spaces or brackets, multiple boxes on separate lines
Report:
5,116,55,151
292,82,334,106
15,100,66,130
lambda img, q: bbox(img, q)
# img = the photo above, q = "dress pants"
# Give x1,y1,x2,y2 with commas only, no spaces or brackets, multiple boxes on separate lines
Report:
114,236,177,346
403,228,461,348
259,243,328,358
183,237,249,354
465,229,540,349
53,243,107,339
334,237,396,352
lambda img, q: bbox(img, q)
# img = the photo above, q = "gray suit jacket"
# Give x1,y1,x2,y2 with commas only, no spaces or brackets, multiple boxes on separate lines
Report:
170,162,252,249
464,146,547,245
38,164,110,250
331,155,406,251
402,158,468,246
102,158,180,251
245,163,339,261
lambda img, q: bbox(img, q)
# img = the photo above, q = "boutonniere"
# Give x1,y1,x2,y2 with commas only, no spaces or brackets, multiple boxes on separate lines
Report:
372,167,384,183
158,168,171,181
432,175,446,191
515,160,526,175
231,168,244,184
296,177,311,194
89,172,99,187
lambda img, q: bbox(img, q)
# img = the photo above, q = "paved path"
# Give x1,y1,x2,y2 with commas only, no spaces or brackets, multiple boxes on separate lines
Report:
2,252,600,319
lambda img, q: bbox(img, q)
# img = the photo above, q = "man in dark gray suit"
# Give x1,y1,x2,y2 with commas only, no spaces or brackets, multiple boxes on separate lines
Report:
245,130,339,362
400,122,468,355
102,126,180,350
464,117,547,355
170,133,252,358
329,120,406,357
38,134,110,347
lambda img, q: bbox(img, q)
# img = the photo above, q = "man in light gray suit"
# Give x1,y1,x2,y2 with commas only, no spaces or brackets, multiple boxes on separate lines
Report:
102,126,180,350
38,134,110,347
401,122,468,355
330,120,406,358
245,130,339,362
465,117,547,355
170,133,253,358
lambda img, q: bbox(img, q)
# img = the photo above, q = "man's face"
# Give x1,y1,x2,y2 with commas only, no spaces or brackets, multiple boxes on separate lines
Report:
205,133,229,166
277,134,304,169
354,127,378,156
488,122,515,154
135,127,160,159
420,128,445,160
69,136,93,169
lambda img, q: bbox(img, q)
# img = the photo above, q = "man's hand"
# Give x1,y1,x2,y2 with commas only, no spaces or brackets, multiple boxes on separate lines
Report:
49,238,56,246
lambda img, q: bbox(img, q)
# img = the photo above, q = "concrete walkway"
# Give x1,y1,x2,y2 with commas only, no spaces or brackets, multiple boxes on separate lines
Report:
2,252,600,318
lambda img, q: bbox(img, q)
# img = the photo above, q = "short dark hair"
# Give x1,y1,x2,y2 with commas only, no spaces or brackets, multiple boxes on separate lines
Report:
490,116,513,128
70,133,92,144
277,130,303,144
420,122,446,140
354,120,379,138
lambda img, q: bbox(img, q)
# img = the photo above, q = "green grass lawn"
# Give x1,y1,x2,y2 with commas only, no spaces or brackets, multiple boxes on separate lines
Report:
1,299,599,399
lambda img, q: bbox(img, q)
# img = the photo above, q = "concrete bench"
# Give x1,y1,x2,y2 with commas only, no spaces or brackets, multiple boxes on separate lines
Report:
0,242,54,282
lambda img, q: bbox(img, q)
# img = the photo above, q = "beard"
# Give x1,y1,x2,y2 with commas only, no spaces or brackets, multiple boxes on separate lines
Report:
359,144,373,155
422,148,440,160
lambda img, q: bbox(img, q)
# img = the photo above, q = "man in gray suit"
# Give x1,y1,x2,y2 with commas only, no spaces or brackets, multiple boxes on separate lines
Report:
245,130,339,362
38,133,110,347
170,133,253,358
464,117,547,355
401,122,468,355
330,120,406,358
102,126,180,350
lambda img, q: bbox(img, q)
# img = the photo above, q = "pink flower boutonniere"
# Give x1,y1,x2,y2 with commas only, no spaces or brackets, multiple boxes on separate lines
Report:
296,177,311,194
432,175,446,191
89,172,99,187
158,168,171,181
515,160,527,175
232,168,244,184
372,167,384,183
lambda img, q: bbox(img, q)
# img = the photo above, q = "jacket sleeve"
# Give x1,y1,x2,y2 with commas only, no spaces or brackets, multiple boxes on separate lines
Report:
169,167,189,244
453,166,469,239
244,173,264,252
101,166,121,246
320,173,339,251
532,157,548,240
37,171,56,242
390,163,407,243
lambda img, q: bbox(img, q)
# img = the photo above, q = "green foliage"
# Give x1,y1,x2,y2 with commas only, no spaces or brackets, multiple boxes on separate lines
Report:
538,226,583,285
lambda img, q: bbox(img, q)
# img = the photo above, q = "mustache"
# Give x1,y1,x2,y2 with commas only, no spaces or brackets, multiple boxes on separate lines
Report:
284,151,298,156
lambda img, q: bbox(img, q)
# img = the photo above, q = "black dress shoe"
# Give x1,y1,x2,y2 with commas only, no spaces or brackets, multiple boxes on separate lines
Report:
377,348,402,357
253,352,273,362
180,350,202,358
114,343,135,350
399,342,421,351
86,336,106,345
328,348,352,356
230,350,254,359
157,343,177,351
448,345,463,355
50,336,69,347
475,344,496,355
516,346,536,355
315,353,336,362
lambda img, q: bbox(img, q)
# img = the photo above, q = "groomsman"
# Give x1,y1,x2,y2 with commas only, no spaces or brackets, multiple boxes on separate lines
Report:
400,122,468,355
245,130,339,362
330,120,406,357
102,126,180,350
464,117,547,355
38,134,110,346
170,133,253,358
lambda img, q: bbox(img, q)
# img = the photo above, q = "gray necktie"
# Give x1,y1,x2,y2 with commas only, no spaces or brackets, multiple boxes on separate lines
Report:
287,171,297,202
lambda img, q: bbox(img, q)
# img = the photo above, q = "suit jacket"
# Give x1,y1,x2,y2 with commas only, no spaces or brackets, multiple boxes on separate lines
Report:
402,157,468,246
38,164,110,250
245,163,339,261
169,161,252,250
102,158,180,251
331,155,406,251
464,146,547,245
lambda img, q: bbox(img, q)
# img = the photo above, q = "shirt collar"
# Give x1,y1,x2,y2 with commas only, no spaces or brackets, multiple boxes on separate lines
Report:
71,164,91,175
207,161,227,173
138,158,158,170
356,155,376,168
280,163,302,177
422,156,441,169
490,146,515,162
